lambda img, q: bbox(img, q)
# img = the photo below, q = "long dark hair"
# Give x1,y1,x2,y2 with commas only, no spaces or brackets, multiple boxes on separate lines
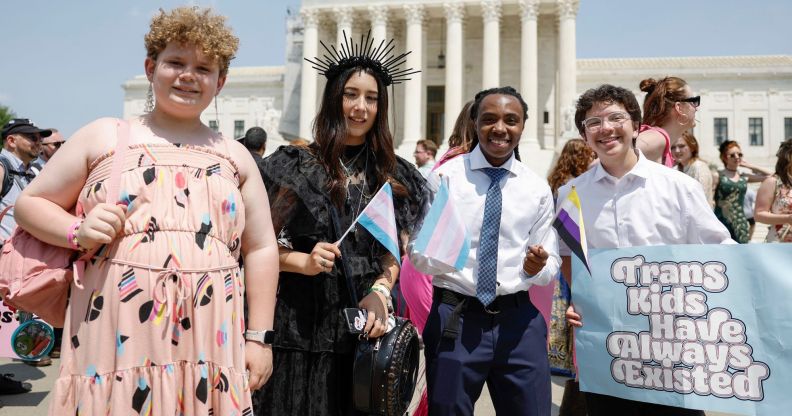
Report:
313,66,399,207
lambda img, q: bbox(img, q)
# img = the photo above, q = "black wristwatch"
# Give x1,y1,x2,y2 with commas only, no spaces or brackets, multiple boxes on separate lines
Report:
244,330,275,345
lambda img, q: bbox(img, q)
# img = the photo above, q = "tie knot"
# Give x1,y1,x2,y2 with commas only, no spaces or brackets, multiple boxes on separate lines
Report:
482,168,507,184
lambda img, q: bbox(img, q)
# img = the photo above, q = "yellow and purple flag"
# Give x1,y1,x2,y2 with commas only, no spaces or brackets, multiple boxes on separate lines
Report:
554,186,590,274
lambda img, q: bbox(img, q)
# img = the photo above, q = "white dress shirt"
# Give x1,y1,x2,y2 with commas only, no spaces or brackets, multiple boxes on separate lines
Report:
557,150,732,250
423,145,560,297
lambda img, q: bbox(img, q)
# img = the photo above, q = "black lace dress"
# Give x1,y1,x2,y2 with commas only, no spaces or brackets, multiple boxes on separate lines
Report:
252,143,426,416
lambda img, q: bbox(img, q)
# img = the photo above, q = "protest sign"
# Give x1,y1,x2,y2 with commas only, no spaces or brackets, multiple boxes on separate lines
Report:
572,243,792,415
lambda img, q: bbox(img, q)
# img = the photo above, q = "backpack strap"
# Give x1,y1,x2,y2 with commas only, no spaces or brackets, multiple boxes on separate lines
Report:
0,156,15,200
105,120,131,204
73,119,132,288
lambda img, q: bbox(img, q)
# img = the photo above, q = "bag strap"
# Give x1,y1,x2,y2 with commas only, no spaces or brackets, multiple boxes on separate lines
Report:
105,119,131,204
328,202,359,305
73,119,132,288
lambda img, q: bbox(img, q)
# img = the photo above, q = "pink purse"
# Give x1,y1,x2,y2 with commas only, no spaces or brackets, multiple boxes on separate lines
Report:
0,120,130,327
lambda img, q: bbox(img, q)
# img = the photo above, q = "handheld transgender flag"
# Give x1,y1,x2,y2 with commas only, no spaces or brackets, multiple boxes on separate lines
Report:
411,176,470,272
554,185,591,274
337,183,401,261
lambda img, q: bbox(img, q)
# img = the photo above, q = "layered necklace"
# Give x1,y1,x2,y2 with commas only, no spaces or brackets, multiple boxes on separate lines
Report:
340,143,373,234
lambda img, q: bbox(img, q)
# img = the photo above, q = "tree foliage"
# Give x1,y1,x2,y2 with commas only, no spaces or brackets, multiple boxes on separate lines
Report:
0,104,14,129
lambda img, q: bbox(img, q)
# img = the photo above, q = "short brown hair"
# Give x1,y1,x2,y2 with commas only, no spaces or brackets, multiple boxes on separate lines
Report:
416,139,438,157
144,7,239,76
575,84,642,137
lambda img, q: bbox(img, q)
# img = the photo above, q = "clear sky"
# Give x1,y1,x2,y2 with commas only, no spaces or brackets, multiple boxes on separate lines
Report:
2,0,790,137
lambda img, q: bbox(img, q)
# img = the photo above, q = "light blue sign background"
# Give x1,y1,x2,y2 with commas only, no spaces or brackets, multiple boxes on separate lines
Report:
573,243,792,416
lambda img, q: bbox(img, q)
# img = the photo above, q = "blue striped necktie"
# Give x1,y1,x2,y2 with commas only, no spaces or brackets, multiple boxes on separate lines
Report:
476,167,507,306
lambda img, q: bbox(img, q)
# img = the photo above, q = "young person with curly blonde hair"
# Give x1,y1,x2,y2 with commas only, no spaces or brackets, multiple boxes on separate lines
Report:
16,7,279,414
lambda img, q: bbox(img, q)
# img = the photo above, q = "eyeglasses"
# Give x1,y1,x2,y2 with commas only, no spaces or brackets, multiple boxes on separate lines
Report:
727,153,744,159
581,111,631,132
678,96,701,108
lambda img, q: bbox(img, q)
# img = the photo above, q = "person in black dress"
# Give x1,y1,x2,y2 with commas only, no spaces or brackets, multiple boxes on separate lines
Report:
252,38,426,415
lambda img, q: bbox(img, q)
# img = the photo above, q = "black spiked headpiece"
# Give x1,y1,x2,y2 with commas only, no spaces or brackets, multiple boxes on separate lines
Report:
305,30,420,87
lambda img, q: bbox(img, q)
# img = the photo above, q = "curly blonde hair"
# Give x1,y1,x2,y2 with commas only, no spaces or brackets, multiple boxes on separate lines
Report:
144,7,239,76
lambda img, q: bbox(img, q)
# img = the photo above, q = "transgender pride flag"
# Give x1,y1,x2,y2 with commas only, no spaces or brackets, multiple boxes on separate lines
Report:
411,177,470,272
338,183,401,260
554,185,590,274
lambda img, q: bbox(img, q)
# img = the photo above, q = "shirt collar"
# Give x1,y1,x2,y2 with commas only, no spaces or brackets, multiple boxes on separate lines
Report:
468,144,518,175
0,149,26,170
592,149,652,183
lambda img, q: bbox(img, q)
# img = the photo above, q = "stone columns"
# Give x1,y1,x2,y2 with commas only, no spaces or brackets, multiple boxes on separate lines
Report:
481,0,501,90
519,0,539,147
557,0,579,147
443,2,465,142
333,7,353,48
299,8,319,140
368,5,389,45
399,4,426,158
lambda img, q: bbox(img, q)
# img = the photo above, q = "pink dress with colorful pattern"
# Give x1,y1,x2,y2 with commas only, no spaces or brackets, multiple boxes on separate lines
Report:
49,143,251,415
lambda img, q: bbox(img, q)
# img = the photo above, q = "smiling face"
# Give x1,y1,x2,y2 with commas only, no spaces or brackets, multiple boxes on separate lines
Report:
341,71,378,145
582,101,639,165
145,42,226,119
475,94,524,167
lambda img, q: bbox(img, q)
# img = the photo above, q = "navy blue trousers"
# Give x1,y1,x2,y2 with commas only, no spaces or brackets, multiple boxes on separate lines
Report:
423,291,551,416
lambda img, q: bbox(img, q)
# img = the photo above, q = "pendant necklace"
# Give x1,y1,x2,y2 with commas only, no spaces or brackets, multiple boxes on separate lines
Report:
341,147,370,235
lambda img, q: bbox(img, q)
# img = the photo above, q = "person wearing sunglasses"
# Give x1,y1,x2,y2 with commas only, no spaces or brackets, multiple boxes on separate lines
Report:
33,128,65,169
714,140,771,243
636,76,700,167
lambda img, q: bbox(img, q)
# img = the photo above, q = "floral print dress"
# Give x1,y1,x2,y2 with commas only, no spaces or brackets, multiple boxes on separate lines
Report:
49,144,252,415
766,175,792,243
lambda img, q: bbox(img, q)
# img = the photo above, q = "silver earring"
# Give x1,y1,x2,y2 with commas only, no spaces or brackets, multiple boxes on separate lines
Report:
144,83,154,113
214,95,219,124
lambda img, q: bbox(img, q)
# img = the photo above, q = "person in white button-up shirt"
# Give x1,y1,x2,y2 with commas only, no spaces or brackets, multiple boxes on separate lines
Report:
561,84,732,416
418,87,559,416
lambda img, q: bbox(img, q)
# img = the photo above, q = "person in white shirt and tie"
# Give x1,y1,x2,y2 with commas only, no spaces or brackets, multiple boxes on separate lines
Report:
561,84,732,416
415,86,560,416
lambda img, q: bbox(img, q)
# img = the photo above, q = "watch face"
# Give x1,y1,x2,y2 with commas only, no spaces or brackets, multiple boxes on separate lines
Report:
263,331,275,344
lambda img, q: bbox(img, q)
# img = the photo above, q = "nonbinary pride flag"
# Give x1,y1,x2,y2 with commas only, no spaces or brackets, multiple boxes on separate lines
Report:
412,177,470,272
554,186,590,274
339,182,400,261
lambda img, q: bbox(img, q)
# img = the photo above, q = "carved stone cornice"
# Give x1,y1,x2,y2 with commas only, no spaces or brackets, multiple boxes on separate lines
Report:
300,8,320,28
332,7,354,28
444,2,465,25
481,0,502,24
557,0,579,19
519,0,539,21
403,4,426,25
368,5,389,26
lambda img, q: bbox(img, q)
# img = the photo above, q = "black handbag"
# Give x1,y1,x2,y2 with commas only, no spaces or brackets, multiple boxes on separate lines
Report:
330,204,420,415
352,316,420,415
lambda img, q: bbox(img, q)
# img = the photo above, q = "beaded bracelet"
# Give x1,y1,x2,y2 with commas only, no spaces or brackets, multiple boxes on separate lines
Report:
67,219,85,251
369,283,391,299
369,283,394,314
